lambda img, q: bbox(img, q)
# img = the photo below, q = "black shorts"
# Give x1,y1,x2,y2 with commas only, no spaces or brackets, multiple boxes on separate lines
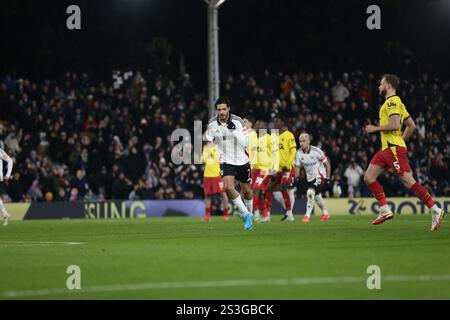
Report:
307,176,326,193
220,163,252,184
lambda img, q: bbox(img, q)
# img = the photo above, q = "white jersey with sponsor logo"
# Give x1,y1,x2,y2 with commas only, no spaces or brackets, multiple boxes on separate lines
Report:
0,148,13,182
205,114,249,166
295,145,327,182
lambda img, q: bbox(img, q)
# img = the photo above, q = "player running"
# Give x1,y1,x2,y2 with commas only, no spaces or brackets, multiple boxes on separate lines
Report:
205,97,253,231
201,141,229,222
266,117,297,222
0,148,13,226
294,133,331,222
364,74,446,231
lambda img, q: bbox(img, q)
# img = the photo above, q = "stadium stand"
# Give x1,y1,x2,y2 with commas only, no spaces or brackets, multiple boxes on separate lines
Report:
0,69,449,202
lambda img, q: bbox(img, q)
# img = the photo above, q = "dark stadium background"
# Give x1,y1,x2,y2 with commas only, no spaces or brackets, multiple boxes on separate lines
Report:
2,0,450,81
0,0,449,202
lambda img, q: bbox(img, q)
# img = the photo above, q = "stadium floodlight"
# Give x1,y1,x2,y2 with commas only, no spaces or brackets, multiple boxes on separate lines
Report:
204,0,228,118
215,0,227,8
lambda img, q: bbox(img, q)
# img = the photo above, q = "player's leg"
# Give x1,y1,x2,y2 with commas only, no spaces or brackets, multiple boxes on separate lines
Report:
279,170,295,221
364,156,393,224
258,174,272,222
288,169,296,216
273,191,285,209
265,172,281,217
253,189,260,221
203,195,212,222
251,169,260,220
397,170,445,231
0,197,10,226
259,192,270,222
220,191,229,221
303,187,316,222
316,193,330,221
240,181,253,216
280,188,294,221
223,175,246,216
288,187,296,214
233,163,253,230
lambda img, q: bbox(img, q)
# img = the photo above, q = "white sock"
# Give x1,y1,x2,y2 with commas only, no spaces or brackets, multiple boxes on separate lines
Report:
254,209,260,218
315,194,329,216
430,204,440,213
306,189,316,218
232,195,249,218
288,188,295,210
0,199,8,217
286,210,293,218
243,198,253,215
380,204,391,214
273,191,285,209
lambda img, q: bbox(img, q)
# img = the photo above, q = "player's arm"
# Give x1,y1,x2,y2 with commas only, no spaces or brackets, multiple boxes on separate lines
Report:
402,116,416,141
288,135,297,168
294,151,302,180
0,150,13,181
231,124,249,147
324,156,331,178
2,157,13,181
365,114,401,133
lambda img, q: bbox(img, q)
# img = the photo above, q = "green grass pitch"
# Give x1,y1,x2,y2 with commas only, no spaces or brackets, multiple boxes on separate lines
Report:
0,215,449,299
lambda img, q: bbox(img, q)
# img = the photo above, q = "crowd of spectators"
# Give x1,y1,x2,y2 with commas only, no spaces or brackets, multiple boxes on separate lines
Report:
0,68,449,203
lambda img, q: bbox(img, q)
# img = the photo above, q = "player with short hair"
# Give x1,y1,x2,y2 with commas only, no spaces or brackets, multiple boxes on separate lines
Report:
0,148,13,226
201,141,229,222
205,97,253,230
249,120,273,223
294,133,331,222
266,116,297,222
364,74,445,231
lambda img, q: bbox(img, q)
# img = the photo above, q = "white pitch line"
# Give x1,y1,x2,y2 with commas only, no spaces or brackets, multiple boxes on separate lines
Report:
3,274,450,298
0,241,84,248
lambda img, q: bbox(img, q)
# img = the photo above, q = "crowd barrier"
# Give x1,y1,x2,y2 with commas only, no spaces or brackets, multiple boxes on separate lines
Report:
4,197,449,220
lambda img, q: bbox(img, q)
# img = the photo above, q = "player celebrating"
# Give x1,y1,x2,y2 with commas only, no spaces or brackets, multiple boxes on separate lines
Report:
201,141,229,222
0,148,13,226
294,133,331,222
364,74,445,231
266,116,297,222
205,97,253,231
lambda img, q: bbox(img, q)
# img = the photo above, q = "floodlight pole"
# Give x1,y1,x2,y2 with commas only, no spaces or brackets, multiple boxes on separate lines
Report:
205,0,227,119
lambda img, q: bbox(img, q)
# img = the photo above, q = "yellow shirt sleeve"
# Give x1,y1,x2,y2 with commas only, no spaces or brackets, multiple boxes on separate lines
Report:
288,132,297,168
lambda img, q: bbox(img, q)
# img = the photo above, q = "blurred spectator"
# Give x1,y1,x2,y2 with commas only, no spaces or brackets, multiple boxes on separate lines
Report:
28,180,43,202
344,159,364,197
331,80,350,104
0,68,448,202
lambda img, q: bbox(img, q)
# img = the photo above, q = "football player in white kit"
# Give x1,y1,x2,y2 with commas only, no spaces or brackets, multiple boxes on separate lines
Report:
0,148,13,226
294,133,331,222
205,97,254,230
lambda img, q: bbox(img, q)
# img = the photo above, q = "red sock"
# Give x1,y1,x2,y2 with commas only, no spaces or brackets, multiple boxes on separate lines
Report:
410,182,435,208
368,181,388,206
253,195,259,212
223,207,228,218
259,196,267,217
205,207,211,218
266,192,273,214
282,190,291,211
